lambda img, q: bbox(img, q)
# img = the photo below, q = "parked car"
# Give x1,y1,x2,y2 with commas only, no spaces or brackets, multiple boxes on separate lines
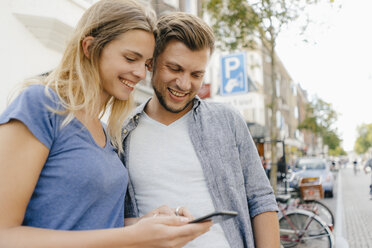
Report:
289,157,334,197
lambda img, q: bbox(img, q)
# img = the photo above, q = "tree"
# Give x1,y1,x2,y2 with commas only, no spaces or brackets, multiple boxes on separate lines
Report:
328,146,346,156
298,97,344,155
298,98,337,134
324,130,346,156
354,123,372,154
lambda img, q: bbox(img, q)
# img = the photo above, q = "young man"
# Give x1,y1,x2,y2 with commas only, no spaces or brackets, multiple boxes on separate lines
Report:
122,12,280,248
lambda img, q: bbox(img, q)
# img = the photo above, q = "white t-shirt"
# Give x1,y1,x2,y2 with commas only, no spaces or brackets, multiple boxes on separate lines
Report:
128,111,231,248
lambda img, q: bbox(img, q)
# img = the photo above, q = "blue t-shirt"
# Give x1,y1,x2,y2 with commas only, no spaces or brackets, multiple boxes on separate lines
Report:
0,85,128,230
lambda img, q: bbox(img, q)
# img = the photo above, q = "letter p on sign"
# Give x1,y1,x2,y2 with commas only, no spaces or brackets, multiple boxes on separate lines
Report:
225,57,240,78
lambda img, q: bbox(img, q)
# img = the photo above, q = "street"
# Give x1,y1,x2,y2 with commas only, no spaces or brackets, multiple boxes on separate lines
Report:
319,164,372,247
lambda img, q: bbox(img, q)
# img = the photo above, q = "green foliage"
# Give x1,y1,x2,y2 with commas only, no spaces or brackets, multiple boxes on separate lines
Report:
298,97,337,134
323,130,341,150
204,0,260,51
329,146,346,156
354,123,372,154
203,0,328,51
298,96,343,154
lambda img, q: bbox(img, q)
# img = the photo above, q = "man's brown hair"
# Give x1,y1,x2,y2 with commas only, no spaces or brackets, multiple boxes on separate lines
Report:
153,12,215,68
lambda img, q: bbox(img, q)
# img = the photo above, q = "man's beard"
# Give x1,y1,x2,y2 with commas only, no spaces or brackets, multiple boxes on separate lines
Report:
153,85,193,114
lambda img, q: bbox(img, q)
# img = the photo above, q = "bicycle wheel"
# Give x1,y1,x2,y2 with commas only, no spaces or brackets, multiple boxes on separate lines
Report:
279,211,334,248
299,200,335,227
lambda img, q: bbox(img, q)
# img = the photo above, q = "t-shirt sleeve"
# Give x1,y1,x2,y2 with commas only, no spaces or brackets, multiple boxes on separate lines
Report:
0,85,59,149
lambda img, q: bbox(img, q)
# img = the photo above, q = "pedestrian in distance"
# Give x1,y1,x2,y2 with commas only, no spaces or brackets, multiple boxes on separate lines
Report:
364,157,372,197
353,159,359,175
0,0,211,247
122,12,280,248
277,155,287,181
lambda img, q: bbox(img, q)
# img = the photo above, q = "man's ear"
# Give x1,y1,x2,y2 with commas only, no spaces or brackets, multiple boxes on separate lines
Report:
82,36,94,59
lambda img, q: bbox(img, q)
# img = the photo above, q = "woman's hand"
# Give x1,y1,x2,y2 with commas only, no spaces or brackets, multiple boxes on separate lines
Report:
143,205,177,218
126,205,195,226
174,206,193,219
145,205,194,219
124,215,212,248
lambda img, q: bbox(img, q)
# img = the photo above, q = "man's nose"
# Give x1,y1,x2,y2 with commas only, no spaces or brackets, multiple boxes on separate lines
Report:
176,74,191,91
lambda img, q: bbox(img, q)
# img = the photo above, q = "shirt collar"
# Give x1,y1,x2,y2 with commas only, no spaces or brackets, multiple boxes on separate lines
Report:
192,95,201,111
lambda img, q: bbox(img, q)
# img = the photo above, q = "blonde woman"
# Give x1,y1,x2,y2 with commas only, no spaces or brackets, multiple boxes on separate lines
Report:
0,0,210,247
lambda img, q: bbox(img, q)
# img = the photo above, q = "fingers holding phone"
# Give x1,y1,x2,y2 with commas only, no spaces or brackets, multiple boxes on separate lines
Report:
189,211,238,224
175,206,194,219
132,215,212,248
144,205,177,218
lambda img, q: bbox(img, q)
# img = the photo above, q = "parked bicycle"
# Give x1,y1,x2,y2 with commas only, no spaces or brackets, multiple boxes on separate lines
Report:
277,177,335,247
279,176,335,227
277,194,334,228
278,203,334,248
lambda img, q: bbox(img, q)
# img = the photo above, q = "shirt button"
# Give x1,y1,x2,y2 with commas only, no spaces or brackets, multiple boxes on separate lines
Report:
123,129,128,134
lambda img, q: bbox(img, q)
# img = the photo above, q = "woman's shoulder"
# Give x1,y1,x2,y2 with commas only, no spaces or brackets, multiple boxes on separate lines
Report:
0,84,62,149
19,84,60,108
22,84,56,99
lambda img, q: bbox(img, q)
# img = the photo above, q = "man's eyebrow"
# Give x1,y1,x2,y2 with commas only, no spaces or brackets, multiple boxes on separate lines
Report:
166,61,205,73
166,61,181,67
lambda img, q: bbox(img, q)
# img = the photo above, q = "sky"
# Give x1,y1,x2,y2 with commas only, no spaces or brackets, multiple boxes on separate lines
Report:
276,0,372,152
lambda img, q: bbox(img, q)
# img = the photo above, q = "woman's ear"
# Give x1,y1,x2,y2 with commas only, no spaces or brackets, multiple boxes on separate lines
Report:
82,36,94,59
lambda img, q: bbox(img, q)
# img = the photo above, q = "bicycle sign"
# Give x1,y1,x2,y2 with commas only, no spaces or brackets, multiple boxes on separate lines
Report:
220,52,248,96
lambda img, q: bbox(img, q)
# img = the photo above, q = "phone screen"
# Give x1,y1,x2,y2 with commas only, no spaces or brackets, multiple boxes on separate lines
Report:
189,211,238,224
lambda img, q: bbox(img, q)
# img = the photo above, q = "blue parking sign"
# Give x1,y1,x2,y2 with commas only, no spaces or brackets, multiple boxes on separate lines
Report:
220,52,248,96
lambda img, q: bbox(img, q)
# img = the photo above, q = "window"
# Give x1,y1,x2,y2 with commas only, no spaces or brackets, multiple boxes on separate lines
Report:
292,84,297,96
184,0,197,14
294,106,298,119
163,0,179,9
276,78,280,97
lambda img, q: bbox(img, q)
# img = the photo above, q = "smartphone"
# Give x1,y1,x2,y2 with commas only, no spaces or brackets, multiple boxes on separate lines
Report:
189,210,238,224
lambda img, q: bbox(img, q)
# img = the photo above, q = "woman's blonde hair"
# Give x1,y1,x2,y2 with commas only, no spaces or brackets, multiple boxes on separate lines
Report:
26,0,156,154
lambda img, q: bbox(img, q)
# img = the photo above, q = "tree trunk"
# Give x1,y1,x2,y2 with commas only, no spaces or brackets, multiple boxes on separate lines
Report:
269,37,278,194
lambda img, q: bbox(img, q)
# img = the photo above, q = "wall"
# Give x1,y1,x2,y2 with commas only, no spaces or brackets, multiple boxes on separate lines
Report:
0,0,89,112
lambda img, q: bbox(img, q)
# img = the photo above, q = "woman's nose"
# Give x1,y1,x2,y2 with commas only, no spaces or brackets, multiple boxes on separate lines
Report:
133,64,147,80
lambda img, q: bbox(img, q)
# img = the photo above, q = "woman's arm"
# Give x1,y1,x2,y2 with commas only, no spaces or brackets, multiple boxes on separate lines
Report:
0,120,48,230
0,120,211,248
0,216,211,248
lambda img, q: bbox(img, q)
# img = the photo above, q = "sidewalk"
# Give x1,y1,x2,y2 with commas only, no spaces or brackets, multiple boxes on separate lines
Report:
341,167,372,247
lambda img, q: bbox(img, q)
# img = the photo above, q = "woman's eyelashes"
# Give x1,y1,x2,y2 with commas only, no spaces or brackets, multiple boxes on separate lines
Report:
125,56,136,62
